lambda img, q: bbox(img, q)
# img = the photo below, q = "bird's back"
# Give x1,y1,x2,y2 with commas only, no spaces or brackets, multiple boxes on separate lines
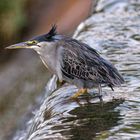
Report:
56,36,124,89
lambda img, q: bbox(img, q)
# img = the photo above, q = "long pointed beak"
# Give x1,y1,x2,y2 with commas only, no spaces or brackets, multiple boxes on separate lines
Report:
5,42,30,49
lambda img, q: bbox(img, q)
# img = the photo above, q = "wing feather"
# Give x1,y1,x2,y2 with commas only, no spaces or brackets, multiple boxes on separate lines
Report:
58,38,124,86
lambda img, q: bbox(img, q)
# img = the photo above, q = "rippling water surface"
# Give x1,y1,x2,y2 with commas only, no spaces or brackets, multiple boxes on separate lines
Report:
14,0,140,140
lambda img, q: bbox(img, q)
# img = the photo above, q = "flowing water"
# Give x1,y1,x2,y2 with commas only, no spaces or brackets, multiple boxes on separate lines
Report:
13,0,140,139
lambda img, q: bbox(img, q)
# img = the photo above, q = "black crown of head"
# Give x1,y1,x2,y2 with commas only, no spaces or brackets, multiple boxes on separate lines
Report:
45,25,57,40
32,25,57,42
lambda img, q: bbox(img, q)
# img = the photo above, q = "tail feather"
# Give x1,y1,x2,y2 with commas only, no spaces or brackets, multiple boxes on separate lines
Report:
111,69,124,86
101,58,124,86
108,84,114,91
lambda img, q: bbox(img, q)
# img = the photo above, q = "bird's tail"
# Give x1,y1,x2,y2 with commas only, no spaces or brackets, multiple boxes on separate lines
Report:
107,66,124,88
102,58,124,87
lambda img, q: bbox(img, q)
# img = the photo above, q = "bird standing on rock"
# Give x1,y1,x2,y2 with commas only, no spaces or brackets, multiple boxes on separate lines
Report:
6,25,124,100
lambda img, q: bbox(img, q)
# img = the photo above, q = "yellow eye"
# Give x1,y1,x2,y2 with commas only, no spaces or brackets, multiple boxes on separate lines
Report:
27,40,38,45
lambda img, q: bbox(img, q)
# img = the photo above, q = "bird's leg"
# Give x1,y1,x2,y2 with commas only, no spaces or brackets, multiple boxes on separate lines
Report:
71,88,87,99
57,79,66,88
98,84,103,102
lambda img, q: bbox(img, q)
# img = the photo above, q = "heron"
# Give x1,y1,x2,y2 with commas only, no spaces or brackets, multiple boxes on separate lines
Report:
6,25,124,100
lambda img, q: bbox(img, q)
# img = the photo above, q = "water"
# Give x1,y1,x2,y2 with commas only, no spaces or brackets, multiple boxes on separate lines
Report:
14,0,140,139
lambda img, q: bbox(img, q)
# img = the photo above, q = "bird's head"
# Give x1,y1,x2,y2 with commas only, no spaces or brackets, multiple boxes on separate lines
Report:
5,25,58,51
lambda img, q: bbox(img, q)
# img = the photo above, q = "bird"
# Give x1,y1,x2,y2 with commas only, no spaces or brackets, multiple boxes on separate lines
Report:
6,25,124,100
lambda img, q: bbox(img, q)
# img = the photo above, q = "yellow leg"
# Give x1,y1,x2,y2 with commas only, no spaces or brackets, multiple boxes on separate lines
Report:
57,80,65,88
71,88,88,99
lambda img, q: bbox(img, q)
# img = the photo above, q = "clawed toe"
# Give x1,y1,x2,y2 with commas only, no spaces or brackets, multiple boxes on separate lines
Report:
71,88,87,99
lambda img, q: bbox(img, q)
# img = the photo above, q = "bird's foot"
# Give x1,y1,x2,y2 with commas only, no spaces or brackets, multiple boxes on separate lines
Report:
98,95,103,102
71,88,87,99
91,94,104,104
98,95,104,106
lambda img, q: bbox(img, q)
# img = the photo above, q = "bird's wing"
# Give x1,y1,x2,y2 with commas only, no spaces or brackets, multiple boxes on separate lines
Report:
58,38,124,86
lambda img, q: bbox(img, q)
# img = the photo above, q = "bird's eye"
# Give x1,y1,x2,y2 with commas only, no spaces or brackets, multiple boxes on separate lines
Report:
27,40,38,45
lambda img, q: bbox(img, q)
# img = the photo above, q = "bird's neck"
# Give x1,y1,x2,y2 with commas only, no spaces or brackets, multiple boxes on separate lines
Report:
37,44,58,74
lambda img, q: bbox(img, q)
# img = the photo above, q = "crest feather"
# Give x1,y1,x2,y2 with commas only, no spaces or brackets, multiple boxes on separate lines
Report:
45,25,57,40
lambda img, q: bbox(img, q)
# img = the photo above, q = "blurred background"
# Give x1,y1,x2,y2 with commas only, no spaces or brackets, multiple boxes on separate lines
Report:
0,0,94,139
